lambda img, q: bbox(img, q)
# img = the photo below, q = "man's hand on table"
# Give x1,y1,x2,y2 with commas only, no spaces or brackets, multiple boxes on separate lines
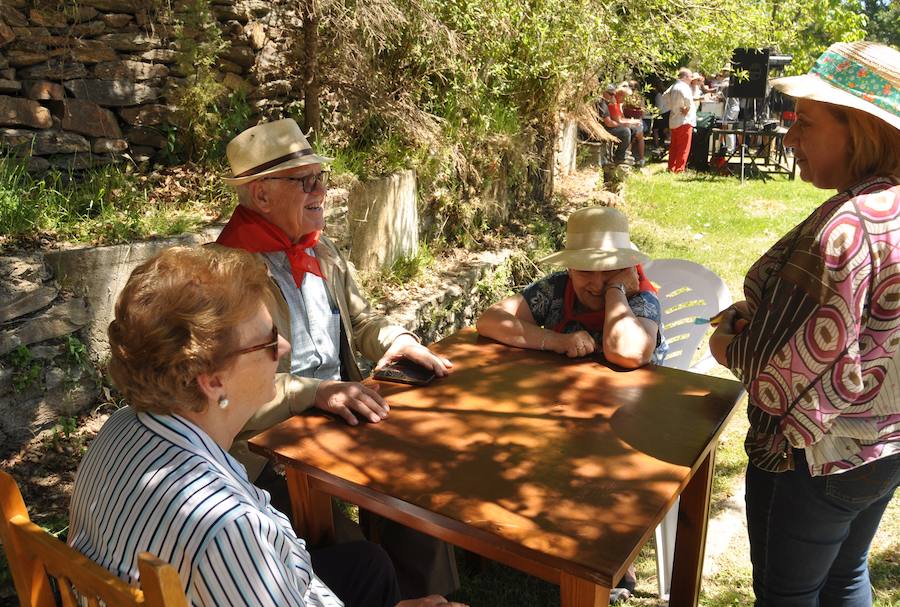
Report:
315,380,388,425
375,334,453,377
397,596,468,607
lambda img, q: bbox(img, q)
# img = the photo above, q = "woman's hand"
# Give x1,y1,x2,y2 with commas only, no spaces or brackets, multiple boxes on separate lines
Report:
606,267,640,295
549,330,597,358
709,301,750,365
731,301,751,327
397,595,468,607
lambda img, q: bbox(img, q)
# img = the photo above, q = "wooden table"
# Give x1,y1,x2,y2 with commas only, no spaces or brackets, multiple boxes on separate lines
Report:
249,329,745,606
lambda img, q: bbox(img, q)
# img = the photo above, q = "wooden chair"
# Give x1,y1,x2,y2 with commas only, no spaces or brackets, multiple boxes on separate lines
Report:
0,470,188,607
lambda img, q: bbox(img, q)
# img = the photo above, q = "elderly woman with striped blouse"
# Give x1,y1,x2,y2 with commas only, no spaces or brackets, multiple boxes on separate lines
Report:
67,246,465,607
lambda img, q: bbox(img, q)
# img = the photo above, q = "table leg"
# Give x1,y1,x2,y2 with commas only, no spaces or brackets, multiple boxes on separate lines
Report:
668,447,716,606
560,573,610,607
285,467,334,547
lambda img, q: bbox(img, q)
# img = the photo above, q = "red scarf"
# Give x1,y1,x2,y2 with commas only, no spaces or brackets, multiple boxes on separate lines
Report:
217,205,323,288
609,101,625,122
554,264,656,333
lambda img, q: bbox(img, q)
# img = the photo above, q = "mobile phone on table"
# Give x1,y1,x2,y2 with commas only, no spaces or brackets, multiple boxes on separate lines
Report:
372,359,436,386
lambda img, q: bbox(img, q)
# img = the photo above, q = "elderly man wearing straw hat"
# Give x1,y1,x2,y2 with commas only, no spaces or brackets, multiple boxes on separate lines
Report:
710,41,900,605
215,118,459,599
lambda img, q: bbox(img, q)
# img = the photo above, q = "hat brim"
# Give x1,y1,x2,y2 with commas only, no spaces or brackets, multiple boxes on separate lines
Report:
771,74,900,133
222,152,334,186
537,248,650,272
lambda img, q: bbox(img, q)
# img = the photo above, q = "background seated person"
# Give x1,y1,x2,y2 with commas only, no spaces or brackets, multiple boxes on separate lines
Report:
598,84,632,165
476,206,667,369
67,246,465,607
613,85,646,166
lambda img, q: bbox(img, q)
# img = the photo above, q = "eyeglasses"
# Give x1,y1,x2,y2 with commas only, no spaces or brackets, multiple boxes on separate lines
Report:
229,325,280,361
265,171,330,193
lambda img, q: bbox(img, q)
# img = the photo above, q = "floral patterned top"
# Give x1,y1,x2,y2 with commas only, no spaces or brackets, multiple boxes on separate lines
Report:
522,271,668,364
726,176,900,476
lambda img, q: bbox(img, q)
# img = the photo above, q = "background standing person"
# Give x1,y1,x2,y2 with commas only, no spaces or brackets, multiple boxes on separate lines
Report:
717,66,741,152
710,41,900,606
667,68,696,172
215,118,459,600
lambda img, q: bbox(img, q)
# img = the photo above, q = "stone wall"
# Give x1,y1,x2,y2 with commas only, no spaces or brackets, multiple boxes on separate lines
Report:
43,226,224,358
0,253,99,458
0,0,297,172
0,225,512,457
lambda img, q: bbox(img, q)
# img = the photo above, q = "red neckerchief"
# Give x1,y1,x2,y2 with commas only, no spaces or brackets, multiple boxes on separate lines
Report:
217,205,323,288
553,264,656,333
609,101,624,121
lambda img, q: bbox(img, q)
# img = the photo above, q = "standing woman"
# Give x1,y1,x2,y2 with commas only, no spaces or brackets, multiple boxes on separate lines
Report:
710,42,900,606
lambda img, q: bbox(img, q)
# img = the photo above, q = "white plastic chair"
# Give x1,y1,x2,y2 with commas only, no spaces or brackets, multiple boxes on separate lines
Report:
642,258,732,600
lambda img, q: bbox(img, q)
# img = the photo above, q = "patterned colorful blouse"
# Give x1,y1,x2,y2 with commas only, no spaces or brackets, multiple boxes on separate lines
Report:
522,271,668,364
726,176,900,476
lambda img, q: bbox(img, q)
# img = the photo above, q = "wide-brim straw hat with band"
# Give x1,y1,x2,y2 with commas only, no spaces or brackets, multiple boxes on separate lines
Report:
223,118,333,186
771,41,900,133
538,206,649,272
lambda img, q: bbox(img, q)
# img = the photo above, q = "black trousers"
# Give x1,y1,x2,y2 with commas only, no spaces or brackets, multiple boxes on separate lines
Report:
257,462,459,599
605,125,632,163
310,541,401,607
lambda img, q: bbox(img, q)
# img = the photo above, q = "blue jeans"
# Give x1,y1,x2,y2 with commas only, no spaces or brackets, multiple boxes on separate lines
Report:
745,449,900,606
605,125,632,163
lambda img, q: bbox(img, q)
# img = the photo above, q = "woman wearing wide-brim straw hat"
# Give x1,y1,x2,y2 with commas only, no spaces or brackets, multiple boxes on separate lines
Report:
476,205,668,370
711,41,900,606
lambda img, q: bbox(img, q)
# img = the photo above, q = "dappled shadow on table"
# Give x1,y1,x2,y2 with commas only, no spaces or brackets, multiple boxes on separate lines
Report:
253,329,744,580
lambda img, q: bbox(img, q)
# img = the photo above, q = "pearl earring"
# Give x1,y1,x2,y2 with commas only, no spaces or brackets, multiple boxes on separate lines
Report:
218,395,230,409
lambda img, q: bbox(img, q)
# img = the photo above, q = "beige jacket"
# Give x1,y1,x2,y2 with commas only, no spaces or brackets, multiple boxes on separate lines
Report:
217,235,415,480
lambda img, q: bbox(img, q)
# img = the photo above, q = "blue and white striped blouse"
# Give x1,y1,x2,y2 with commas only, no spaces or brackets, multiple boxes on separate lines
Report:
68,407,343,607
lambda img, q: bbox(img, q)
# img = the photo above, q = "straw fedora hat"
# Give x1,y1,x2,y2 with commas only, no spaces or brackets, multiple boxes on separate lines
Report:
771,41,900,132
223,119,333,186
538,206,649,271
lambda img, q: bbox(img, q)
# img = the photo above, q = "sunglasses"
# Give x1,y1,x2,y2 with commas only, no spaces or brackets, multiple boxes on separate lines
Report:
265,171,330,193
230,325,280,361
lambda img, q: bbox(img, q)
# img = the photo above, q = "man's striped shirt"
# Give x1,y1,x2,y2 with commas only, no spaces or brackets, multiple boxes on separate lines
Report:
68,407,342,606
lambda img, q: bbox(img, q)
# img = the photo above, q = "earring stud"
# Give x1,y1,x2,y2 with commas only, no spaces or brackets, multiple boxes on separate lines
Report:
218,395,230,409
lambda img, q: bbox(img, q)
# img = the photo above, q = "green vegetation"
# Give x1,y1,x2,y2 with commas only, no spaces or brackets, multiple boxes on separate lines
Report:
0,156,235,246
1,0,878,247
8,345,42,394
625,169,825,296
164,0,234,162
314,0,820,244
864,0,900,47
64,335,88,369
388,244,437,285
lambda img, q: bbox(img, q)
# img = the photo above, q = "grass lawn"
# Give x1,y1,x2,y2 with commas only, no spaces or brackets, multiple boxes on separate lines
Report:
451,164,899,606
